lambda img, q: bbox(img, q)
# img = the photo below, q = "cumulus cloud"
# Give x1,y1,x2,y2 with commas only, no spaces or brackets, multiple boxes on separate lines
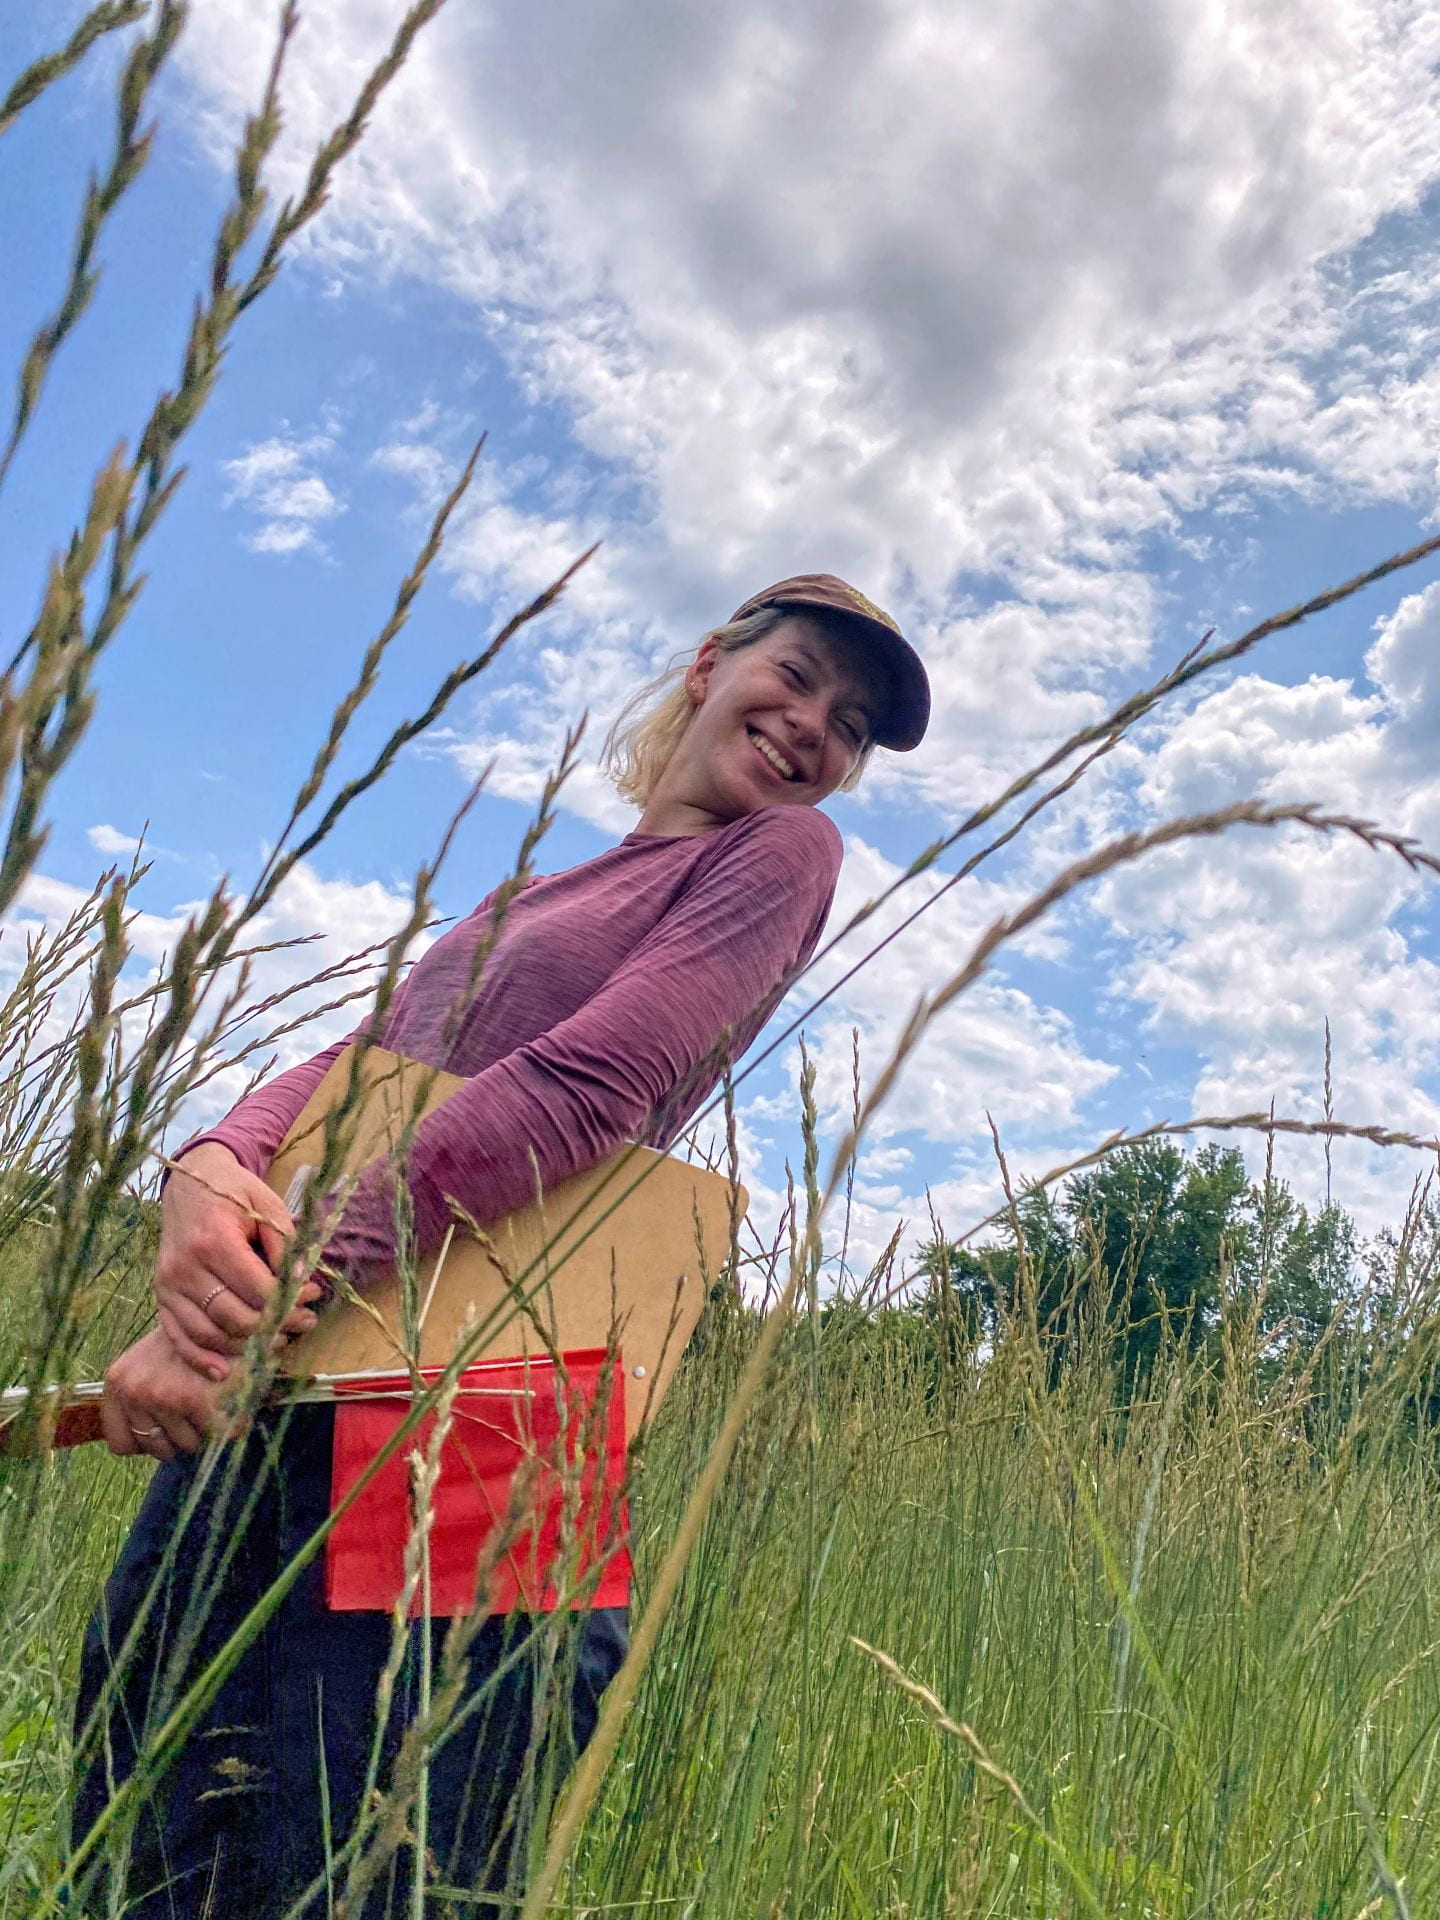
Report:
87,823,142,856
1087,584,1440,1229
221,427,345,557
173,2,1440,787
1366,579,1440,760
237,15,1424,579
735,830,1118,1260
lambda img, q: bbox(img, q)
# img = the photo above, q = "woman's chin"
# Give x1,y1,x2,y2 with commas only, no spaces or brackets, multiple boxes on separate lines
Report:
702,747,799,819
731,780,790,818
732,757,799,812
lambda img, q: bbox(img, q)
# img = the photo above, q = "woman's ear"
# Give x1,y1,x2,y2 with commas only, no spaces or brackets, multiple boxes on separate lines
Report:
686,640,721,706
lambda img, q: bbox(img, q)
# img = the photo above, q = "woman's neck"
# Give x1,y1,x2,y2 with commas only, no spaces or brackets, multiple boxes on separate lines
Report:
632,791,732,838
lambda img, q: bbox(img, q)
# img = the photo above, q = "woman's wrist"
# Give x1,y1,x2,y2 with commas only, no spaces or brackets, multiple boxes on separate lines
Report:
172,1139,241,1172
164,1138,243,1197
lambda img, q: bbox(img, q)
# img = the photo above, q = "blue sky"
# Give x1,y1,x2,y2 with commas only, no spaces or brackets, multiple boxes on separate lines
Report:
5,0,1440,1259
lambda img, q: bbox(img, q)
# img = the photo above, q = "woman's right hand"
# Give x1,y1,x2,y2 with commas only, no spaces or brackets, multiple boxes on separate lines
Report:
155,1142,322,1376
101,1327,233,1461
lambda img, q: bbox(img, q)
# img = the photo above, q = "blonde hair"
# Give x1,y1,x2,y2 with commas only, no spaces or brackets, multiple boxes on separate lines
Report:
602,608,874,806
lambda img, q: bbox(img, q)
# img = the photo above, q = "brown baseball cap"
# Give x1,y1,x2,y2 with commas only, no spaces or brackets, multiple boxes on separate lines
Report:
728,573,930,750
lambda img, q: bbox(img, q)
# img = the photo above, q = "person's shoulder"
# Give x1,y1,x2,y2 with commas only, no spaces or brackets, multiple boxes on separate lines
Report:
714,805,843,874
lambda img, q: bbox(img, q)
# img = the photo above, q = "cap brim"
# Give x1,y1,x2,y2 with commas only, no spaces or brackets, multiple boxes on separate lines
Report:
813,609,929,751
863,624,930,751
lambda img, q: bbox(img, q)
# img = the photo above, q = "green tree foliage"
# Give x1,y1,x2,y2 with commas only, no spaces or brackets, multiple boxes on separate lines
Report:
917,1140,1359,1390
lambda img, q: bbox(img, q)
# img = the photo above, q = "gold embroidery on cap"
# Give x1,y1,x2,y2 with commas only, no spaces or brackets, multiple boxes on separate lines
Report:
840,585,900,634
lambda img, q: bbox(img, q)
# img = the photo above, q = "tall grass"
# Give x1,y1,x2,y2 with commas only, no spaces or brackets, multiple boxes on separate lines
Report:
575,1271,1440,1918
5,4,1440,1916
11,1190,1440,1914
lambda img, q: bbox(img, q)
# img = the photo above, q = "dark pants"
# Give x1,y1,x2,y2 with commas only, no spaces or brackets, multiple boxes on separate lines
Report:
70,1407,627,1918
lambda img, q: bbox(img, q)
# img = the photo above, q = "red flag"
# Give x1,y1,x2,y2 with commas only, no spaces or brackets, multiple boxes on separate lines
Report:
326,1349,632,1616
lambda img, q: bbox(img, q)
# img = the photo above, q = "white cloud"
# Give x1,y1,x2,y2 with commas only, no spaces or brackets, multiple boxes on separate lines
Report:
1087,586,1440,1230
370,438,453,509
87,823,142,856
172,2,1440,737
1365,579,1440,754
221,427,345,557
246,520,325,557
786,831,1118,1158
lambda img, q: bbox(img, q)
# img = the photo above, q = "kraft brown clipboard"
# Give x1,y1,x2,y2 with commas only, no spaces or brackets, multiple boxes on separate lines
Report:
274,1046,744,1438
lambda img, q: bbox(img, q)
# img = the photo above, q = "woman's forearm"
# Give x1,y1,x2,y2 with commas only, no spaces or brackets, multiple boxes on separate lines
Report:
173,1034,356,1180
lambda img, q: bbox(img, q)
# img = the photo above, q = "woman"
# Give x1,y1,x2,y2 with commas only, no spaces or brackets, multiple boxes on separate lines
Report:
72,574,930,1916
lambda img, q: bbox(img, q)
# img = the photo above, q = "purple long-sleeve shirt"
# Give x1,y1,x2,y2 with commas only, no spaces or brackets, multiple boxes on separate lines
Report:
181,804,843,1274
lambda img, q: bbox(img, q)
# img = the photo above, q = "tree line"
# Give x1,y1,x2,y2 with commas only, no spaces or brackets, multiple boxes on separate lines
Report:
907,1140,1395,1391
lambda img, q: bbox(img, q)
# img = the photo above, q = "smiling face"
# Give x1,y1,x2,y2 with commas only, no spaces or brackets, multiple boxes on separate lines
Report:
634,614,887,837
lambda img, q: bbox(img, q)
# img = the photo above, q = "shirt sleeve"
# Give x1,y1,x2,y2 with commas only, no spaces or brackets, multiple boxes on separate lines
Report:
325,805,842,1274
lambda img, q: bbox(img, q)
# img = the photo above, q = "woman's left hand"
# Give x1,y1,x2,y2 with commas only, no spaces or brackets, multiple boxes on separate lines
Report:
101,1328,235,1463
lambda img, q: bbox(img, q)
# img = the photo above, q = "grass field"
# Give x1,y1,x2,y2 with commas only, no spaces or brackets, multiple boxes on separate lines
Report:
5,1210,1440,1916
588,1293,1440,1918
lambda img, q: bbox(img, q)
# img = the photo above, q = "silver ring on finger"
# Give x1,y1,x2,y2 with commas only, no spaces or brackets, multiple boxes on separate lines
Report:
201,1283,228,1316
129,1423,164,1438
